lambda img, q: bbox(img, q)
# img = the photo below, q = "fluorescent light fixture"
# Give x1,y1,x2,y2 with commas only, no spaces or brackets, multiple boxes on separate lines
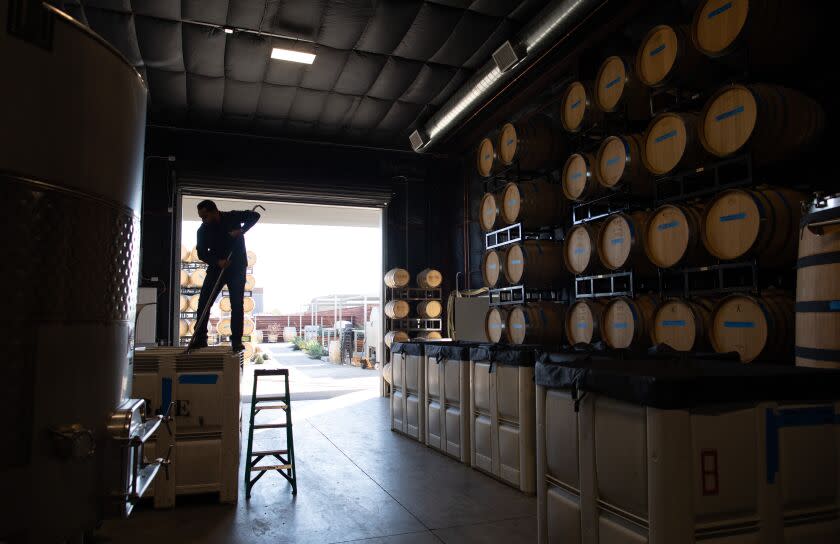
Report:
271,47,316,64
223,27,234,34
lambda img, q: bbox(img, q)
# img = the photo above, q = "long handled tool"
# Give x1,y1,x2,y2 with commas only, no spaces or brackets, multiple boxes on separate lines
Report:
185,204,265,353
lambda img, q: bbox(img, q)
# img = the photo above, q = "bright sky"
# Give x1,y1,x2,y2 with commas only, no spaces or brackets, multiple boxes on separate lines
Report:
181,220,381,314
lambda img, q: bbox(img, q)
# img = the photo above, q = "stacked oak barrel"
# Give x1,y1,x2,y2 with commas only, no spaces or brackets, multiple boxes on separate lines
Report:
383,267,444,347
474,0,827,366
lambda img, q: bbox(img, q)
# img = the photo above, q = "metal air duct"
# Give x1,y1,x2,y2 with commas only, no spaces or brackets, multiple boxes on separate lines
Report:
412,0,608,152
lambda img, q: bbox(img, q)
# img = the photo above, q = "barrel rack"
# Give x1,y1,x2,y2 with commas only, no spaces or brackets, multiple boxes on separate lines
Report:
654,153,753,203
484,219,569,308
385,287,443,336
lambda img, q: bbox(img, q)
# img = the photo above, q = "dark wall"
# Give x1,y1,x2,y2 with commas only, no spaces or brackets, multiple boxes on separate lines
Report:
140,126,463,344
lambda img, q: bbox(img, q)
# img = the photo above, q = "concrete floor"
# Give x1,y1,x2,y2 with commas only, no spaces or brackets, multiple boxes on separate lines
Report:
97,345,537,543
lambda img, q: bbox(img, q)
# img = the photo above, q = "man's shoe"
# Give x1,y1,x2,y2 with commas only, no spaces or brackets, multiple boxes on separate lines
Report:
190,339,208,349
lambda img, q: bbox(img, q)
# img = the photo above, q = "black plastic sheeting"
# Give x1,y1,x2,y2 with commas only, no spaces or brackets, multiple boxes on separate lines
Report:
51,0,547,145
535,351,840,410
425,341,485,362
391,342,425,356
470,344,538,367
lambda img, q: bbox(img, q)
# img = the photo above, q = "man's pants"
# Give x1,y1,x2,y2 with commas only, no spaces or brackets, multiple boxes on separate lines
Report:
193,264,247,345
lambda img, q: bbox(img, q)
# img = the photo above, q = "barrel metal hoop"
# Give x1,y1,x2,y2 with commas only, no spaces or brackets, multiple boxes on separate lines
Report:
796,251,840,269
795,346,840,363
795,301,840,313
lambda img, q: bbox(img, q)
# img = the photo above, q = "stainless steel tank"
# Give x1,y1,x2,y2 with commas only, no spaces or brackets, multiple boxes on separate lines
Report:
0,2,167,541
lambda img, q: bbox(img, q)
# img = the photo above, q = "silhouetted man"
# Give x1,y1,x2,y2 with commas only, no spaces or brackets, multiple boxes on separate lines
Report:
193,200,260,351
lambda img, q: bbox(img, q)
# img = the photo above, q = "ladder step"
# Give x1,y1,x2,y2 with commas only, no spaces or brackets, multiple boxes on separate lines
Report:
256,396,289,402
251,449,288,456
251,464,292,471
255,404,287,410
252,423,288,429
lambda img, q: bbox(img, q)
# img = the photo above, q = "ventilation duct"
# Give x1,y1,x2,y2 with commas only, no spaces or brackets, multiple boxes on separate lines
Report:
412,0,608,152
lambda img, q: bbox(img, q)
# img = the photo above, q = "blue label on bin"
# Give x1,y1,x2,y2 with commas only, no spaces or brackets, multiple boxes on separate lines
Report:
611,237,624,245
654,129,677,143
724,321,755,328
507,199,518,206
511,259,522,265
657,220,679,231
577,322,588,329
661,320,686,327
708,2,733,18
715,105,744,122
719,212,746,222
571,99,581,109
512,324,524,329
605,76,621,89
574,247,585,255
606,156,620,166
570,171,582,180
613,322,628,329
507,138,514,146
489,264,496,269
830,301,840,311
649,43,666,56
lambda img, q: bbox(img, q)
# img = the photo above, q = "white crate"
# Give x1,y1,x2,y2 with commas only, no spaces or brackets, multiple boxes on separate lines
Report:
469,345,536,494
537,386,840,543
390,343,426,441
425,344,471,465
133,347,241,506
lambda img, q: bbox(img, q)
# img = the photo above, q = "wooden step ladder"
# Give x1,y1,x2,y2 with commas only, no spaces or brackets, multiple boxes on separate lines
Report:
245,368,297,498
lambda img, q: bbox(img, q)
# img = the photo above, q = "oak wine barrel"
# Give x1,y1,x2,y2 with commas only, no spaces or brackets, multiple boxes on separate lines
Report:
188,294,201,312
499,179,564,229
482,249,504,288
595,134,652,195
691,0,819,67
643,112,704,176
508,303,567,346
217,318,232,336
220,297,230,312
179,295,189,312
417,268,443,289
596,211,655,275
709,291,793,363
384,268,410,289
504,240,566,288
485,307,509,343
702,187,803,266
189,246,199,263
180,245,190,262
698,83,824,164
594,56,649,119
645,203,706,268
562,152,604,202
559,81,603,133
243,317,255,336
417,300,443,319
564,222,602,275
246,250,257,267
384,300,410,319
221,296,256,313
180,269,190,287
479,192,501,232
497,115,564,171
417,331,443,341
796,194,840,368
476,137,497,178
601,294,659,350
651,297,715,351
635,24,709,88
245,274,256,291
179,319,190,337
384,331,409,348
188,268,206,288
565,299,605,346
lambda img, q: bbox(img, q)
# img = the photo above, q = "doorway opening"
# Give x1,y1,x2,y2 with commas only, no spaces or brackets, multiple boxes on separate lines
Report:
176,194,384,406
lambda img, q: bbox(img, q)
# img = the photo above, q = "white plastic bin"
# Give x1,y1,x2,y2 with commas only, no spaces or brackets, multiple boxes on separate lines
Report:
469,344,537,494
535,353,840,544
424,342,474,465
390,342,426,441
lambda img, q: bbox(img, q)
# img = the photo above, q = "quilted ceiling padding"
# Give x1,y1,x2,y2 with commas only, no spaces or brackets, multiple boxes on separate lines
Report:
53,0,548,147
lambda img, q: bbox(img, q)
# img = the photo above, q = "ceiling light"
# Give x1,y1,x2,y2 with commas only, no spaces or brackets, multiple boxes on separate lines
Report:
223,27,234,34
271,47,316,64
